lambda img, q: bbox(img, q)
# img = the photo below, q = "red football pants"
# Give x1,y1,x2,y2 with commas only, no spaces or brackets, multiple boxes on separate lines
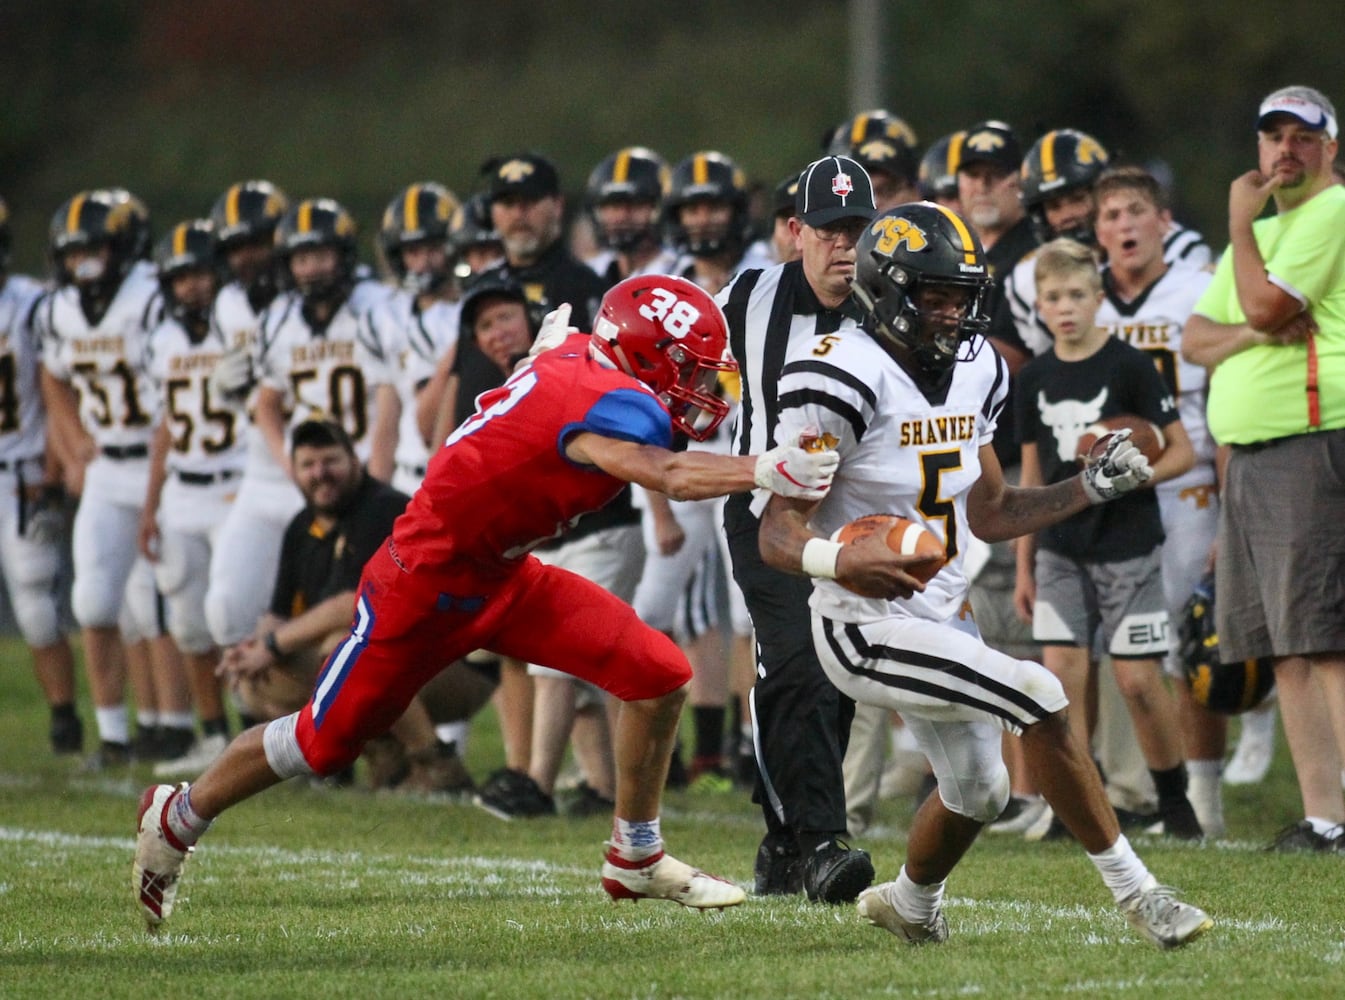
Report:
293,542,691,775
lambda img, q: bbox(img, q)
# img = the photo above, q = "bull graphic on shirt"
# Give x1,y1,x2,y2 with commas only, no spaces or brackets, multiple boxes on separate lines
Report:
1038,388,1107,462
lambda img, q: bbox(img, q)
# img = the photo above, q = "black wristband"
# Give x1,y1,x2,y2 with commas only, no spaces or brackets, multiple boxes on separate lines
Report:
264,631,284,659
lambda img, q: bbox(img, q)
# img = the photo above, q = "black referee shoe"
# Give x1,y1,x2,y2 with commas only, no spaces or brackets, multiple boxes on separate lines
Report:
753,832,803,896
802,839,874,904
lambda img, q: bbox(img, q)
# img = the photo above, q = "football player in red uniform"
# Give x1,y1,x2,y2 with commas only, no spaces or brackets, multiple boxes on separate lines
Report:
133,274,840,928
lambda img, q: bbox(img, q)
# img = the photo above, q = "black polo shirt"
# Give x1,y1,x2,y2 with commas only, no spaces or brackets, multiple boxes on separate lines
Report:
270,474,410,619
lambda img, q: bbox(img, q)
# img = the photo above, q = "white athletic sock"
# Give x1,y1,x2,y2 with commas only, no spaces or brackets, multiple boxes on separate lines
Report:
1087,833,1150,903
1239,703,1276,743
135,708,159,730
892,865,945,924
159,711,196,732
435,721,469,753
1187,759,1225,834
610,817,662,862
1305,816,1339,837
95,705,130,745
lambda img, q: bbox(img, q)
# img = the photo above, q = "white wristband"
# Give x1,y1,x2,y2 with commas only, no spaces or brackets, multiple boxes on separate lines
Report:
801,538,843,579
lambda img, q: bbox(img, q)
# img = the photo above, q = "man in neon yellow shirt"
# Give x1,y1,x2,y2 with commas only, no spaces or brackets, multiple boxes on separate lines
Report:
1184,85,1345,852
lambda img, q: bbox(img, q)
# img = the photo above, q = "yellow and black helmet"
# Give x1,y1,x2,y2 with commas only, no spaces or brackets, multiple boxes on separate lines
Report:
825,109,920,184
48,187,149,287
918,131,967,201
274,198,360,304
1020,128,1110,241
379,182,458,289
852,201,992,382
210,179,290,251
585,147,670,253
665,150,751,259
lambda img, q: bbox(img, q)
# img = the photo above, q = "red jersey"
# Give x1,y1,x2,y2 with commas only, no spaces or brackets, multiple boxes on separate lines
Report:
391,335,672,577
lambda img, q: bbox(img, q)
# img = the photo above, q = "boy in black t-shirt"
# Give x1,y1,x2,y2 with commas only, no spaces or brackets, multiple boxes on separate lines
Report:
1014,239,1203,839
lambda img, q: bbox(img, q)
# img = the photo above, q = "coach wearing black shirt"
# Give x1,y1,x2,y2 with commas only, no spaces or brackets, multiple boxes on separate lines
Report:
719,156,877,903
219,419,409,712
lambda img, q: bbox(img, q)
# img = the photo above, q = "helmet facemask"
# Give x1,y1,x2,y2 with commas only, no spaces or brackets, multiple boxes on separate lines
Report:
853,261,990,382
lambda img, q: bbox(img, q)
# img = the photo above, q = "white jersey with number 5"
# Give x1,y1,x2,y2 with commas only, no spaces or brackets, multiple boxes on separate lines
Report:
774,327,1008,625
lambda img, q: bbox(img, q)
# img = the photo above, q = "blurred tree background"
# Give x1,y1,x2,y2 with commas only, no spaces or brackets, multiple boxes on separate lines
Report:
2,0,1340,274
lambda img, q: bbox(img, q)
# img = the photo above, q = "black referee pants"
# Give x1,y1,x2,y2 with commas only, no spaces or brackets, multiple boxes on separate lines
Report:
724,494,853,841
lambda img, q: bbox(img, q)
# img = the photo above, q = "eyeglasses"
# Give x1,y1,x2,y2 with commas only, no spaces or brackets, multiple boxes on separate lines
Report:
809,219,868,244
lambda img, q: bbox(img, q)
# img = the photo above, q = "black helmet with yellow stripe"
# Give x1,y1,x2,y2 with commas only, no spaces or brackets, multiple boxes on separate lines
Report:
48,188,148,294
665,150,752,260
586,147,670,254
154,219,220,335
379,182,459,294
274,198,359,307
1020,129,1110,242
918,131,967,202
824,109,920,186
852,201,992,384
211,179,290,251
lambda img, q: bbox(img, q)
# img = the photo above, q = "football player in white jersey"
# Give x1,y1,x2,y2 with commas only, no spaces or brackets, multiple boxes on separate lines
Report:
585,147,679,284
1004,129,1211,356
758,202,1213,948
201,179,294,653
139,220,246,777
36,188,193,766
365,182,461,494
254,198,391,472
1092,166,1229,836
0,196,83,754
667,151,774,294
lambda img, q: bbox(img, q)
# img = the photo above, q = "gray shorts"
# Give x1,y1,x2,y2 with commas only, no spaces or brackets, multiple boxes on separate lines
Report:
1031,547,1169,659
1218,429,1345,661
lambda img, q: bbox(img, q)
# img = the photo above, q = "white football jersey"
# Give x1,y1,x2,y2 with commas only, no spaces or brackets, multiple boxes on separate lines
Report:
362,290,459,478
1007,221,1214,356
586,246,679,282
0,273,50,463
774,327,1008,624
143,315,247,477
214,281,285,482
1097,263,1216,490
257,279,391,460
34,261,159,450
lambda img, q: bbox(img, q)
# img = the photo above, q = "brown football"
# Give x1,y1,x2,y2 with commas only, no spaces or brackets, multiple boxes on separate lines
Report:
1075,414,1166,466
833,514,946,586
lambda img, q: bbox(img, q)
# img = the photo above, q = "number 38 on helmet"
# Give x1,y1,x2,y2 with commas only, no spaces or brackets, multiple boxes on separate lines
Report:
589,274,736,442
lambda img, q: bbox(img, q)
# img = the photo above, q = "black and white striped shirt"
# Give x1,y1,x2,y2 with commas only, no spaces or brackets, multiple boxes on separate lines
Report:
716,259,866,460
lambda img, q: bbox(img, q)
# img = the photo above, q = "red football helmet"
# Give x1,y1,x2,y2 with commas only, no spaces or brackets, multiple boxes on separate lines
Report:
590,274,736,441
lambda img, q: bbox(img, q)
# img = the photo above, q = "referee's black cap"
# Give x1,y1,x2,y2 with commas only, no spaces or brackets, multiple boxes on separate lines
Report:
795,156,877,228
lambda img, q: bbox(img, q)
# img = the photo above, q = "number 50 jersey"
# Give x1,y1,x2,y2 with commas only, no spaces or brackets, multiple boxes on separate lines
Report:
774,327,1008,624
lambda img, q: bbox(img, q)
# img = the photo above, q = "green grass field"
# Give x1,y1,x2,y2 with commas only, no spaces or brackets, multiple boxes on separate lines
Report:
1,636,1342,999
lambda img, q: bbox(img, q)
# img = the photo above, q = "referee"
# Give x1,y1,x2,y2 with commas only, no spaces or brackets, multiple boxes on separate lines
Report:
719,155,876,902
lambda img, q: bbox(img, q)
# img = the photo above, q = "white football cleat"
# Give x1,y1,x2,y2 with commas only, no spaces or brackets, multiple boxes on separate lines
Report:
601,845,745,910
153,733,228,780
133,783,192,930
1120,876,1214,949
857,884,948,944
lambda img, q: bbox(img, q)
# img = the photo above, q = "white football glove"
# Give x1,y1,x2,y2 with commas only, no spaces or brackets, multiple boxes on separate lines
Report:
528,302,578,358
208,345,256,401
1080,428,1152,503
754,443,839,500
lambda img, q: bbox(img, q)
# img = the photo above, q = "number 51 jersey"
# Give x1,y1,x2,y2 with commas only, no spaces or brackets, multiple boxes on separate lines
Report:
774,327,1008,624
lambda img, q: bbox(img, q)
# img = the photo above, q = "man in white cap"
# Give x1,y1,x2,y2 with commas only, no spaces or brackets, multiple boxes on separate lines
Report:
1183,84,1345,852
